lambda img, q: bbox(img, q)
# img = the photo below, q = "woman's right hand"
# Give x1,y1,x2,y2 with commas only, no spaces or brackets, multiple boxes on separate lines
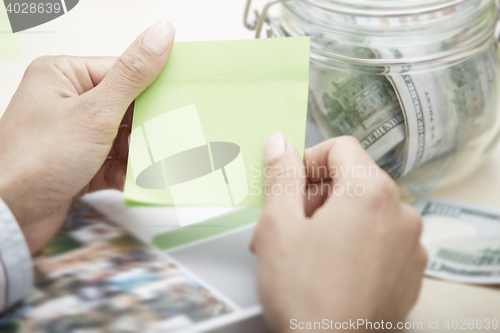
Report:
251,133,427,332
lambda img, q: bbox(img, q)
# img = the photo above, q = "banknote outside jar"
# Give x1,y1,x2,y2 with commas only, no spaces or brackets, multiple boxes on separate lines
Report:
252,0,500,195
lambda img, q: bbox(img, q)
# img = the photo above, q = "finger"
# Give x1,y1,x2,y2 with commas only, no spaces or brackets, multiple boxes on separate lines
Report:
59,56,118,96
304,179,331,217
121,102,135,127
83,57,118,87
83,20,175,124
304,136,378,185
108,102,134,160
389,204,426,318
261,132,307,219
108,124,131,160
88,158,128,192
400,203,424,247
15,56,118,101
395,245,427,319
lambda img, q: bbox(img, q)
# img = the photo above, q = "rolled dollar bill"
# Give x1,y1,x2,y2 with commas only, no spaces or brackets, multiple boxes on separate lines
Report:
386,44,498,177
309,42,499,181
309,62,406,164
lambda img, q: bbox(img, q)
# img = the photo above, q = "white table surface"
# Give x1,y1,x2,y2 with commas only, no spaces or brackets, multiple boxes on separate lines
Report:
1,0,500,332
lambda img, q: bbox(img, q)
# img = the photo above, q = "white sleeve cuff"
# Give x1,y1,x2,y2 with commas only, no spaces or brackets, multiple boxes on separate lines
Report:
0,198,33,312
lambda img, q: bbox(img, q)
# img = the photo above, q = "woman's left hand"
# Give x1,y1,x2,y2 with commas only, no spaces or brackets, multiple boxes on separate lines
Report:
0,20,175,253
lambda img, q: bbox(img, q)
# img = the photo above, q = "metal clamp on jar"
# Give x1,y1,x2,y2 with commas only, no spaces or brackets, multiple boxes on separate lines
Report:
244,0,500,196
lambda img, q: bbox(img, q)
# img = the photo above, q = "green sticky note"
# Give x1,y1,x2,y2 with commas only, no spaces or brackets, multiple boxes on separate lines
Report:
153,207,261,251
125,37,310,208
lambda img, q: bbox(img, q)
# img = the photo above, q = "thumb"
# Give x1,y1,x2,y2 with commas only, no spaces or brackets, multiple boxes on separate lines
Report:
261,132,307,219
250,132,306,254
85,20,175,122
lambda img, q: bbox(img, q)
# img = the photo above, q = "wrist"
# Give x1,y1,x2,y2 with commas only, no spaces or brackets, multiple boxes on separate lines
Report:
0,182,18,224
0,166,29,225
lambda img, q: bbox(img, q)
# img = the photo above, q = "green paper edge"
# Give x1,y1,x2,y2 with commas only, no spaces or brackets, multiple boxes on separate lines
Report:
152,207,261,251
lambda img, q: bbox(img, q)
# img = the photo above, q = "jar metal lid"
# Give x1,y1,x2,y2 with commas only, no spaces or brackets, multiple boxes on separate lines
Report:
309,21,496,66
296,0,470,17
245,0,499,65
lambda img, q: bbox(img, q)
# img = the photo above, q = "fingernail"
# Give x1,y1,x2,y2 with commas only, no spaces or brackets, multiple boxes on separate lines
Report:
142,20,175,56
264,131,286,165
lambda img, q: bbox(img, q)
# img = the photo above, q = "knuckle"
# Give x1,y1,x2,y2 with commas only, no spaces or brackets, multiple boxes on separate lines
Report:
417,245,429,271
26,56,77,79
248,236,257,254
29,55,55,67
332,135,362,149
53,56,76,72
259,210,281,228
377,174,399,200
405,206,424,238
26,56,56,74
250,213,277,252
371,220,392,241
116,53,151,83
327,136,364,159
250,228,263,252
256,210,294,240
364,173,399,204
254,212,301,257
325,136,361,161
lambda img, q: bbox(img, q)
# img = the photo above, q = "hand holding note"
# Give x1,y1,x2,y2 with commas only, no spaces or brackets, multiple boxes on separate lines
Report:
0,21,175,253
251,135,427,330
125,37,311,209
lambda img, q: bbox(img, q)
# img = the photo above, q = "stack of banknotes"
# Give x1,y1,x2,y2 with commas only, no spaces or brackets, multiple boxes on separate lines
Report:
415,198,500,284
309,43,498,179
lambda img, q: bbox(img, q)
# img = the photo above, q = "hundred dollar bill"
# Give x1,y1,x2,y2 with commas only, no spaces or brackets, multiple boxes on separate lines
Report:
414,198,500,284
387,45,498,177
387,68,457,177
375,43,455,178
309,62,406,163
309,43,499,180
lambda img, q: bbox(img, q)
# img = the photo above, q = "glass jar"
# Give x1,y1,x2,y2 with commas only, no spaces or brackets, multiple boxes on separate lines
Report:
246,0,500,197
